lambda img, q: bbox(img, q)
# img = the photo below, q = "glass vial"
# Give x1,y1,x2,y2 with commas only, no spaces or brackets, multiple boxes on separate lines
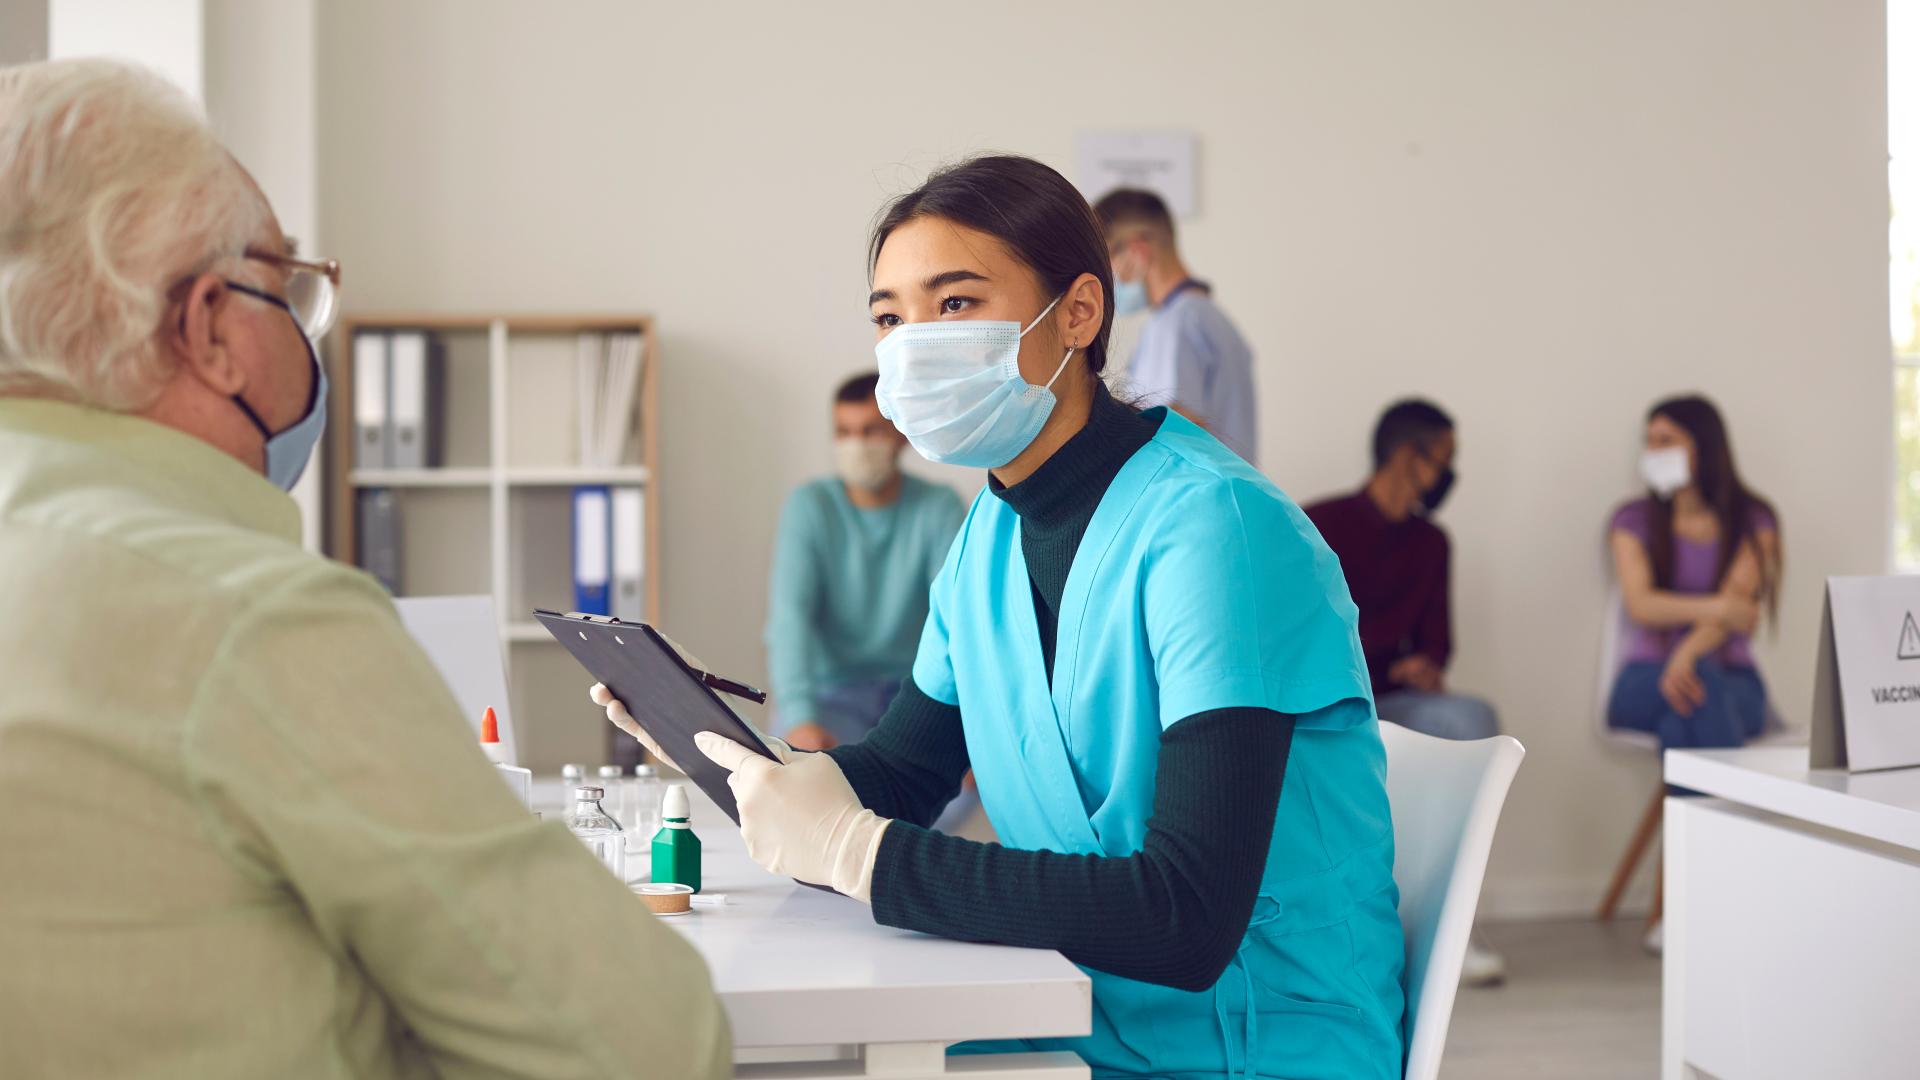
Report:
566,785,626,882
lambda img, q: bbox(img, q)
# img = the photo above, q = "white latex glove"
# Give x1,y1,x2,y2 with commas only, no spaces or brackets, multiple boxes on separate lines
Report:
694,730,889,903
589,683,794,772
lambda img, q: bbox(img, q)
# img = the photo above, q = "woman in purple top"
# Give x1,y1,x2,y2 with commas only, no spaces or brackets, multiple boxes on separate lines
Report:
1607,395,1783,751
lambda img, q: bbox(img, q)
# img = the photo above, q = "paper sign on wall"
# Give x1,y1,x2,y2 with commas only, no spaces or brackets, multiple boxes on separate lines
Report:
1075,131,1198,217
1811,575,1920,772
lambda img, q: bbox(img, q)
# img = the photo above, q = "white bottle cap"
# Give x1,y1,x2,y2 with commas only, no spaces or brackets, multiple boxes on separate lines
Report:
662,783,690,820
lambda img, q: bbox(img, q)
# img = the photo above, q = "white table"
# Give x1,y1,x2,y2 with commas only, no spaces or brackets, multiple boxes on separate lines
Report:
539,781,1091,1079
1663,747,1920,1080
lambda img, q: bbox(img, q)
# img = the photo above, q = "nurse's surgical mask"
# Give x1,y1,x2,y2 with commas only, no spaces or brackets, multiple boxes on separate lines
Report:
834,436,899,493
874,295,1075,469
1639,446,1691,498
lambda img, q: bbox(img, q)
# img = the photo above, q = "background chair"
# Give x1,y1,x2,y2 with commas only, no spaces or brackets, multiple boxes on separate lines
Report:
1591,584,1795,927
1592,582,1664,924
1382,722,1525,1080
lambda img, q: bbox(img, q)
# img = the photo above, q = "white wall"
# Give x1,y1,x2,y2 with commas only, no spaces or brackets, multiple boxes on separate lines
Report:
202,0,323,551
49,0,200,100
314,0,1891,917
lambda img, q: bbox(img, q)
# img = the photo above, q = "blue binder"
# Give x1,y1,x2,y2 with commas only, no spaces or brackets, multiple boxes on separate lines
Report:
572,485,611,615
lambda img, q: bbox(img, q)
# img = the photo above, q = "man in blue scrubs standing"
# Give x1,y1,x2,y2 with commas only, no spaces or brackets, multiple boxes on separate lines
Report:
1095,188,1259,464
765,373,966,751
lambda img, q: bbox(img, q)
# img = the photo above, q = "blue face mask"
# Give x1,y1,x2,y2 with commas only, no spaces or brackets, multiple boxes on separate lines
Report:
874,296,1075,469
226,283,328,491
1112,274,1148,317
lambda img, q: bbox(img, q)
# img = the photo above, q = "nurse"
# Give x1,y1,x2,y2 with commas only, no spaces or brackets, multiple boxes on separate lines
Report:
596,154,1404,1079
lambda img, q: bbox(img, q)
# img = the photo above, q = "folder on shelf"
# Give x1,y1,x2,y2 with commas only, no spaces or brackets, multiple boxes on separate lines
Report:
573,331,647,468
353,331,391,469
357,487,402,594
599,332,645,467
572,485,611,615
388,331,440,470
576,333,602,468
611,486,644,621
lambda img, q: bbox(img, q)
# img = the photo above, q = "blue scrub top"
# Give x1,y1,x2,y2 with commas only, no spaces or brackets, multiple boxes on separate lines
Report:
919,412,1404,1080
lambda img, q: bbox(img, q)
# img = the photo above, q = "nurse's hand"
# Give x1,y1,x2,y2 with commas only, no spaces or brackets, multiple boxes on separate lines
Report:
589,683,678,769
591,683,797,772
694,731,890,903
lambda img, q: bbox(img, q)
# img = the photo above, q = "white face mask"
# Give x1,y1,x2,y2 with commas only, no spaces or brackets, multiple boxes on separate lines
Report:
874,296,1075,469
834,436,899,493
1639,446,1691,497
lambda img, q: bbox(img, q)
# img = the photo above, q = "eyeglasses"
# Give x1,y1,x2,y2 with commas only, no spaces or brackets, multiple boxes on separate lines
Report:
244,250,342,338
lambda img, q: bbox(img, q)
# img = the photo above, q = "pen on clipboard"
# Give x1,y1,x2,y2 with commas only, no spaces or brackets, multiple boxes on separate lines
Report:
700,672,767,705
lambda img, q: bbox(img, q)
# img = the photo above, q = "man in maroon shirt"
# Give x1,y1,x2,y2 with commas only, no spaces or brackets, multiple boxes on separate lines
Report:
1305,399,1507,984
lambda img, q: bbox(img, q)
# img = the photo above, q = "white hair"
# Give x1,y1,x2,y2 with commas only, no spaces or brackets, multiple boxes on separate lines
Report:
0,58,272,410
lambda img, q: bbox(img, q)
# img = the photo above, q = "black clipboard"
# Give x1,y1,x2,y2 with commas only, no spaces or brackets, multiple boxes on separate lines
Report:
534,610,778,825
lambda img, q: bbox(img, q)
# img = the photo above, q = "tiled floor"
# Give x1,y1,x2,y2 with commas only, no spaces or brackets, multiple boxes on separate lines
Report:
1441,918,1662,1079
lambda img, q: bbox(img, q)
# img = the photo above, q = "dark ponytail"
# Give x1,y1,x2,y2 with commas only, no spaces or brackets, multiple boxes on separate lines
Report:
868,154,1116,376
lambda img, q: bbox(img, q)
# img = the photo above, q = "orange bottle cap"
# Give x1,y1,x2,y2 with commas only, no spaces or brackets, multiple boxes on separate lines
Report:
481,707,500,743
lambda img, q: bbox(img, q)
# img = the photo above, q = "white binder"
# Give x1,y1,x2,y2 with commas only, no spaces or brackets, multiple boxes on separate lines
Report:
612,486,645,621
353,332,391,468
389,331,433,469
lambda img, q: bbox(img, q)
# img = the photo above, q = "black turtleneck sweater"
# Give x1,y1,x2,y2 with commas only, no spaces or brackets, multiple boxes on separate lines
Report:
827,388,1296,993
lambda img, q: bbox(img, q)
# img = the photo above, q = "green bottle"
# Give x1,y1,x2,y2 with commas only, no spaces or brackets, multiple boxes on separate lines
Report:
651,783,701,893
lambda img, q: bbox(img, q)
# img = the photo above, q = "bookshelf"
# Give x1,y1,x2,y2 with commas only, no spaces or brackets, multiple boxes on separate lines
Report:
323,314,660,769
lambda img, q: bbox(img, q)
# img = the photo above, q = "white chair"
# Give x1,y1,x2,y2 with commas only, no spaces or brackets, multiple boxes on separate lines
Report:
1381,722,1526,1080
1591,583,1796,924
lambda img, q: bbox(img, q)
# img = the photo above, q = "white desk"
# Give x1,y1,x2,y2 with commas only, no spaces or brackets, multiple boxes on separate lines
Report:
1663,747,1920,1080
538,781,1091,1079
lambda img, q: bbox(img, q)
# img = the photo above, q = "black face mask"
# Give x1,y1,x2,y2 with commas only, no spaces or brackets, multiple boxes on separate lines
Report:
1419,465,1456,515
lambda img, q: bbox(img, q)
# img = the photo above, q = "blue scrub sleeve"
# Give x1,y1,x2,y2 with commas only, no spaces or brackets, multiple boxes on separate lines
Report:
1145,477,1373,729
908,515,965,707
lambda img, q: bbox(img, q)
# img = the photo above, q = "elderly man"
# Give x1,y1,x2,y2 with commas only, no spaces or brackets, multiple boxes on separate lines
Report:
0,59,729,1077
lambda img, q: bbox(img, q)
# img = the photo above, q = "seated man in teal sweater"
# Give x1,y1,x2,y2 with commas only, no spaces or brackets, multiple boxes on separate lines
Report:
765,373,966,751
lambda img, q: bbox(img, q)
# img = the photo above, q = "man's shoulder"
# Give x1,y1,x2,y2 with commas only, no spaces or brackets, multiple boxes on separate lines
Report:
9,493,392,659
161,519,391,628
784,477,843,516
1302,489,1367,526
38,482,349,604
1165,288,1250,348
